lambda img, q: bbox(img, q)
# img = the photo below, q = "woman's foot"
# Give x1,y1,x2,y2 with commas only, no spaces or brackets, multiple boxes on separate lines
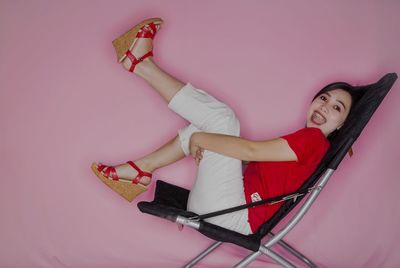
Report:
121,24,161,73
95,160,153,186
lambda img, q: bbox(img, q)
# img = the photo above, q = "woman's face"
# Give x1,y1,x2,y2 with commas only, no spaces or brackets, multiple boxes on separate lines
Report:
306,89,352,137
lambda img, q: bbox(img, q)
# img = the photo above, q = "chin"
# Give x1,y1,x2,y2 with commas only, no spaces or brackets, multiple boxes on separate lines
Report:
306,121,319,129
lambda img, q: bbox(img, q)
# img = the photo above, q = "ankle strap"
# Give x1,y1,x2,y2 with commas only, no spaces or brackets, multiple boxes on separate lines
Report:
125,50,153,72
127,161,152,184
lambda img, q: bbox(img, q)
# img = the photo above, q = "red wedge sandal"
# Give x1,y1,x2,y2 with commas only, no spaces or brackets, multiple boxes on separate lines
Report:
112,17,163,72
91,161,152,202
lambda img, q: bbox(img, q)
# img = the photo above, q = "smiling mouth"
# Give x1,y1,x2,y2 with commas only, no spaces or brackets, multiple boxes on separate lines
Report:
311,111,326,125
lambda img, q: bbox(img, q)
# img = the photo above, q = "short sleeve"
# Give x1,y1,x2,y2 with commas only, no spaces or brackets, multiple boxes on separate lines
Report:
281,127,327,164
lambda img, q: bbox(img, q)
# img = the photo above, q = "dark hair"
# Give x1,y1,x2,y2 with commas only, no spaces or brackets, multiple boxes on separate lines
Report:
312,82,363,141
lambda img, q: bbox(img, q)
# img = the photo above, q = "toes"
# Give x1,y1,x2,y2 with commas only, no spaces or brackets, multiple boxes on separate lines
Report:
139,23,159,37
98,163,109,175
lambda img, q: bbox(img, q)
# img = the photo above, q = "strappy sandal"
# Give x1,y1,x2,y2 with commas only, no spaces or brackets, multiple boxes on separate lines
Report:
91,161,152,202
112,17,163,71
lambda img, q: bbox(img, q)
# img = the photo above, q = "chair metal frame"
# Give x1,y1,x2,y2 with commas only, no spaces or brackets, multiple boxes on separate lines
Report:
177,168,334,267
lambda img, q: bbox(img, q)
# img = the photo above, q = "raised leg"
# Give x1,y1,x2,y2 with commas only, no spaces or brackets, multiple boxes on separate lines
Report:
120,31,251,233
134,59,185,104
96,23,198,185
95,134,185,185
121,24,185,104
97,28,190,183
138,134,185,173
100,21,249,235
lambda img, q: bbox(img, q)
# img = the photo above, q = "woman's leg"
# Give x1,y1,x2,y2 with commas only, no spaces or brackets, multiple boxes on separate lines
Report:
122,27,185,104
166,84,252,234
102,23,250,234
134,59,185,104
119,28,251,234
97,28,188,183
97,134,185,185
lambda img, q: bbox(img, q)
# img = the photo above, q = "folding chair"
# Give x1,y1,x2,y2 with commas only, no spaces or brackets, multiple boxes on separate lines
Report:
138,73,397,267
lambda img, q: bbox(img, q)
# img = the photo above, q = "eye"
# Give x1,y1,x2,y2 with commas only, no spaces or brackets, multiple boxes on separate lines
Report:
319,95,327,101
333,105,341,112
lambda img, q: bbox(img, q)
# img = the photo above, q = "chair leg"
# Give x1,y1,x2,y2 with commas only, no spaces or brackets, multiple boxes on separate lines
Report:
183,241,223,268
259,246,296,268
235,169,336,267
269,232,317,268
233,251,261,268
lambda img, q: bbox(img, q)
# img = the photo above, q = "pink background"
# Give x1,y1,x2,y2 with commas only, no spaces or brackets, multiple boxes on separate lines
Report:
1,1,399,267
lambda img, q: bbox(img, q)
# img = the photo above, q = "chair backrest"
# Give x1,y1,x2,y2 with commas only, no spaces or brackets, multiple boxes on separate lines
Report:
255,73,398,238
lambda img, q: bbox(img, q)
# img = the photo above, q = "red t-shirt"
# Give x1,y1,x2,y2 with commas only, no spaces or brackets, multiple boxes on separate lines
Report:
243,127,330,233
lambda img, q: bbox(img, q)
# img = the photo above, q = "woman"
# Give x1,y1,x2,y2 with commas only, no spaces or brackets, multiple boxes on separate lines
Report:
92,18,356,235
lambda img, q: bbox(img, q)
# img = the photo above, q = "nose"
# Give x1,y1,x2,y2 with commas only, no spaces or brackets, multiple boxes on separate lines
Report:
320,104,328,113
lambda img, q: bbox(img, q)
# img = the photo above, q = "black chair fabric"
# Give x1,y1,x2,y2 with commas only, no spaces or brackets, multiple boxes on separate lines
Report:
138,180,262,251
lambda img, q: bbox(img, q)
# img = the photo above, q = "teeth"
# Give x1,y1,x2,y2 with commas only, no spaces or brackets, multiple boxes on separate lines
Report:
312,111,326,124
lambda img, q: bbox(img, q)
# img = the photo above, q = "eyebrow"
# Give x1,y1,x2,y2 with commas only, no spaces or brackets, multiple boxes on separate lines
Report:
325,92,347,111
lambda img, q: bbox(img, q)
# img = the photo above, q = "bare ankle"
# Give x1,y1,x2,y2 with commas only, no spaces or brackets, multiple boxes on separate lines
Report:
134,59,157,77
134,158,156,173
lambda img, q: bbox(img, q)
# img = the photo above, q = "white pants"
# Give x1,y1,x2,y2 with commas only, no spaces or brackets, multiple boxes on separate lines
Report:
168,83,252,235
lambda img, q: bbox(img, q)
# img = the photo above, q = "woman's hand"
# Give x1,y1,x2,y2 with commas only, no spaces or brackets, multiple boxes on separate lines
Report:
189,133,204,165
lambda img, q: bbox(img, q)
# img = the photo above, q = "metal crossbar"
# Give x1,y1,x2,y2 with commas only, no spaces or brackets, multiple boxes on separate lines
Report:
268,232,316,268
183,241,223,268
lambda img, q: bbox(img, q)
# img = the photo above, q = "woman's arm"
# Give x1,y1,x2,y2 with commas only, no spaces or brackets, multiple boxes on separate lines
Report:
190,132,298,162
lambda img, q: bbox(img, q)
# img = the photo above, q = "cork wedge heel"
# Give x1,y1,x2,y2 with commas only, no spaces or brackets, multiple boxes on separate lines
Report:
91,162,151,202
112,17,163,63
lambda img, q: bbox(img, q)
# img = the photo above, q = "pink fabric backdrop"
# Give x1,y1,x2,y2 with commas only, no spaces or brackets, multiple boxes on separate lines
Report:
1,1,399,267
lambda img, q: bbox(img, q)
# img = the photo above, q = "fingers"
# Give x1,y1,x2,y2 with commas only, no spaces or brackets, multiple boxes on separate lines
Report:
196,148,203,159
189,140,204,165
194,147,204,165
190,146,198,159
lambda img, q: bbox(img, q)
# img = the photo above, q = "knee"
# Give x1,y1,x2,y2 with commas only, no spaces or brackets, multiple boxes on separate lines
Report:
218,108,241,136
